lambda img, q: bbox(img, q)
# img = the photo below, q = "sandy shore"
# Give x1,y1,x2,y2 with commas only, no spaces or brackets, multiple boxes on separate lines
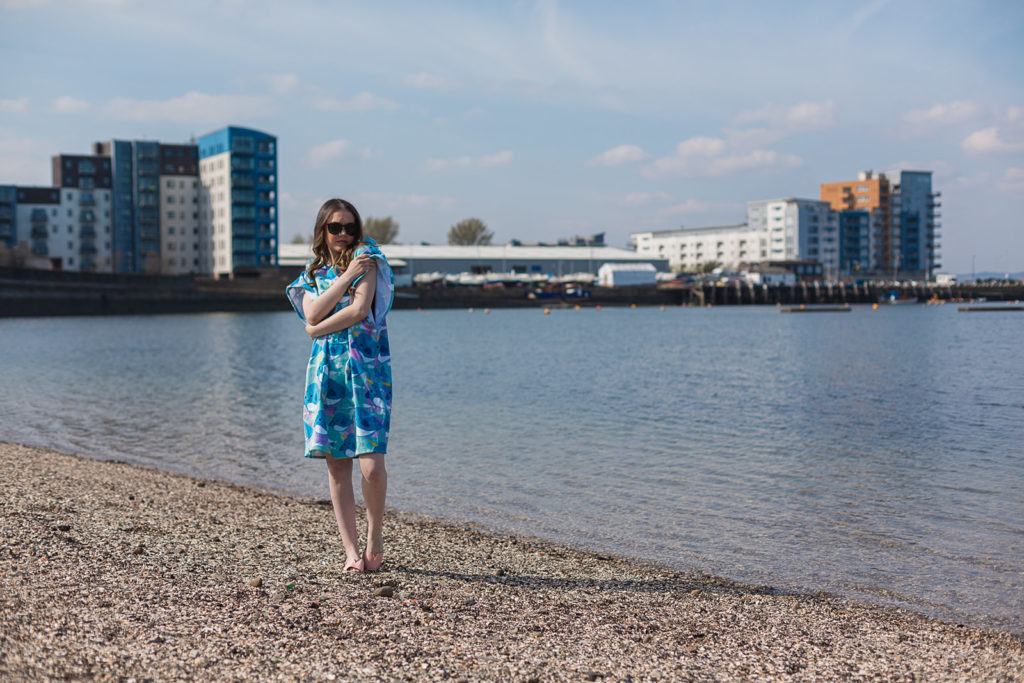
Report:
1,442,1021,682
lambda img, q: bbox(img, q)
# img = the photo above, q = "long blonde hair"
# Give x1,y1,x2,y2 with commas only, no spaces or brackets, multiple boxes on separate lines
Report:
307,198,363,285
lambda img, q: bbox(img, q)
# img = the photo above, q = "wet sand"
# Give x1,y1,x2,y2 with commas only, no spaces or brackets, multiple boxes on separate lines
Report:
1,441,1021,681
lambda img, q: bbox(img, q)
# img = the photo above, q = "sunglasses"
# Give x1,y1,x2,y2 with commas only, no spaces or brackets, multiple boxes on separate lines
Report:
326,221,358,236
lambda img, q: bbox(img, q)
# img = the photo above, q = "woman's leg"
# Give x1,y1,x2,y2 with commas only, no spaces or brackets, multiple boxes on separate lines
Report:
358,453,387,558
326,455,361,566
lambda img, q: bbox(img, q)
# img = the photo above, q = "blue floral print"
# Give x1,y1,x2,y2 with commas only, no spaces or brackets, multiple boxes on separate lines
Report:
286,239,394,459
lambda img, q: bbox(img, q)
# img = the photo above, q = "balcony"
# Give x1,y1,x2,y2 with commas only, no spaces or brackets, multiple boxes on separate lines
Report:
31,241,48,256
139,230,160,242
232,137,254,155
257,174,275,187
31,225,49,239
232,237,255,252
231,173,254,188
80,226,97,239
231,157,254,171
231,220,256,236
257,159,275,171
80,210,96,224
79,194,95,206
80,243,98,256
231,206,255,219
31,208,49,223
232,190,255,204
258,207,275,219
0,223,12,240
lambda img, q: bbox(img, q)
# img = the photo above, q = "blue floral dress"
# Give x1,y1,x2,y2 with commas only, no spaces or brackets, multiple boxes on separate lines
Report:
286,239,394,459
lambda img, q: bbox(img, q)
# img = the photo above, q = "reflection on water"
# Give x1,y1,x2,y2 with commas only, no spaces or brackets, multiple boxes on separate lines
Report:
1,305,1021,634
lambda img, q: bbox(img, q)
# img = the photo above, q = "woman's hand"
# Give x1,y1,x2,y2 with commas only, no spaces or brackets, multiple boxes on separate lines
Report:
343,254,374,280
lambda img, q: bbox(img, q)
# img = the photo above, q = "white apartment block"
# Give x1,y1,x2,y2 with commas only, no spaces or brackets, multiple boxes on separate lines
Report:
198,153,231,277
160,175,201,275
632,223,766,272
16,186,113,272
746,198,839,278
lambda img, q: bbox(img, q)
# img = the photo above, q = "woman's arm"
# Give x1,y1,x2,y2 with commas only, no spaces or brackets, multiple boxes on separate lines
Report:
305,264,378,338
301,255,374,324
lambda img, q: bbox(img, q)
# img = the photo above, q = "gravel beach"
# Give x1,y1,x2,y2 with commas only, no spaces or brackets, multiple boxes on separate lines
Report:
2,441,1021,682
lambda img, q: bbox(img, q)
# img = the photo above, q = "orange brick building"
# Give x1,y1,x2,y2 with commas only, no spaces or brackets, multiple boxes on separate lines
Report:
820,171,892,272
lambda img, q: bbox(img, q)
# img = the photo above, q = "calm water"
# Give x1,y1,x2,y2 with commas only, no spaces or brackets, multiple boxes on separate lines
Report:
1,305,1022,634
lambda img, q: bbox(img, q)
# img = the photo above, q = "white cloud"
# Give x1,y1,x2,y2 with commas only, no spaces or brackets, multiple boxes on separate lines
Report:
308,139,374,167
425,151,513,171
1005,106,1024,122
263,73,299,95
621,191,671,206
104,91,274,123
315,92,399,113
479,150,513,167
998,167,1024,192
903,100,979,126
0,97,28,113
53,96,88,114
592,144,646,166
733,100,835,130
675,136,726,157
309,139,351,167
405,72,460,90
961,126,1024,155
645,134,801,179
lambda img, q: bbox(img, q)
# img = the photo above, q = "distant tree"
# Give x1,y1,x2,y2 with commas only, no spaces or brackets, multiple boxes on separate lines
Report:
447,218,493,245
698,260,723,274
363,216,400,244
290,234,306,245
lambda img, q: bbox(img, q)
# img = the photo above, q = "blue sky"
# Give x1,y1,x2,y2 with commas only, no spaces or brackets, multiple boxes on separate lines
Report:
1,0,1022,273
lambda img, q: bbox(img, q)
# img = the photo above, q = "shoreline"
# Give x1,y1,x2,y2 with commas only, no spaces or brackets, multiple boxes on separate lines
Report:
2,441,1022,681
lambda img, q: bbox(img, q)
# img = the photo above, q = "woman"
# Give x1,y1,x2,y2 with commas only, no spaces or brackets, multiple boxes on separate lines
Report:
286,198,394,573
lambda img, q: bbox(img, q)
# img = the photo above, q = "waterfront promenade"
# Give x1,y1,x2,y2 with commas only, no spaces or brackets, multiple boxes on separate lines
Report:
2,441,1022,681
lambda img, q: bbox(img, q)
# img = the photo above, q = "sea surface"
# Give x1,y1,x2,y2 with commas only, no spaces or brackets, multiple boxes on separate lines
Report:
1,304,1022,634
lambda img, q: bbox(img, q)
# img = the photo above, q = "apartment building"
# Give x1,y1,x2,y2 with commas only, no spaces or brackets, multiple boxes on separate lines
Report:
2,125,277,277
197,126,277,278
632,223,763,272
747,198,839,278
821,170,939,277
47,154,115,272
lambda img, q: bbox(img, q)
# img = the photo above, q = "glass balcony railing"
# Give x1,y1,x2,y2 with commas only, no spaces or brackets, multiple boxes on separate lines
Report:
80,210,96,223
80,226,97,239
80,243,98,256
31,241,48,256
31,208,48,222
232,191,255,204
231,157,254,171
232,137,254,154
31,226,48,239
231,173,254,188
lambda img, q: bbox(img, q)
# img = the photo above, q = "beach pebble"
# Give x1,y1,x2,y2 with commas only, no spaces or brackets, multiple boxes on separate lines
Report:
374,586,394,598
248,577,262,588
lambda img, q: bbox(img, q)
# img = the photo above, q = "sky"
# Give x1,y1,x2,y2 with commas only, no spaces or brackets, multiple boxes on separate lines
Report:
1,0,1022,274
